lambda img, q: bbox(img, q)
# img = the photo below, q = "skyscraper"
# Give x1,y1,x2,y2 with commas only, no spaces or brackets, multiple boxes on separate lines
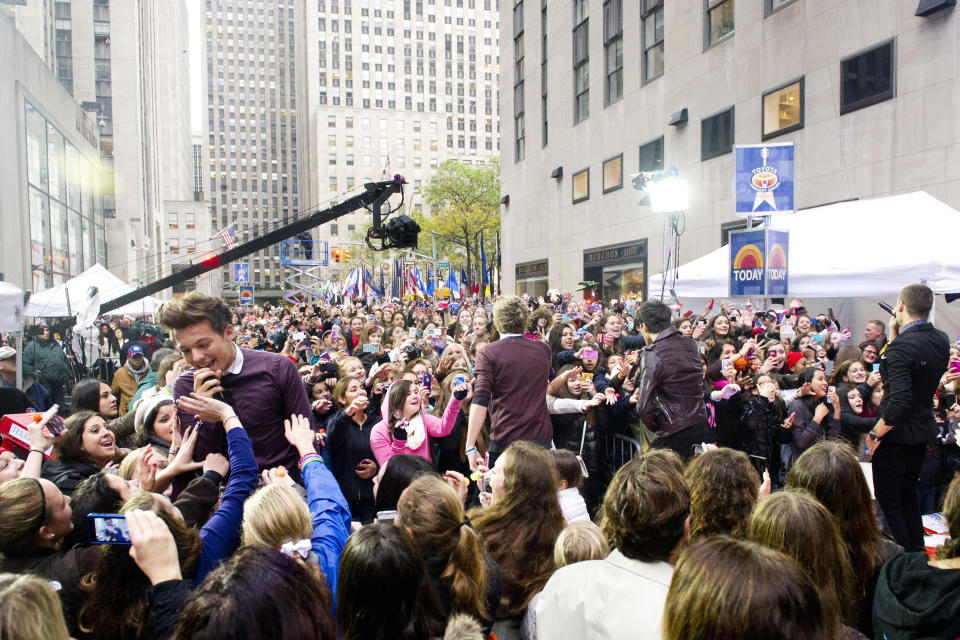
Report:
204,0,299,297
295,0,501,271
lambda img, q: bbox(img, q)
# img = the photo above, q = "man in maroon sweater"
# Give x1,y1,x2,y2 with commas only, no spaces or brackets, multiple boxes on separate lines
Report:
465,295,553,470
157,293,314,482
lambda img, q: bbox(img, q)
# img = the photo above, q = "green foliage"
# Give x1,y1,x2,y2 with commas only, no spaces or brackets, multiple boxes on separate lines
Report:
418,159,501,278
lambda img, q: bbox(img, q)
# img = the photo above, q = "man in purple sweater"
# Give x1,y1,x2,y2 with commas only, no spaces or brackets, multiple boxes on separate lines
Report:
157,292,314,481
465,295,553,470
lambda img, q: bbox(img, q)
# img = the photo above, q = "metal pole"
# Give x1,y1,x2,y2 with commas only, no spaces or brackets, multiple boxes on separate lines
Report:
431,231,439,299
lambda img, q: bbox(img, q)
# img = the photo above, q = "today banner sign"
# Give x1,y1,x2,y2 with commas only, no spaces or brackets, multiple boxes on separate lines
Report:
729,228,789,296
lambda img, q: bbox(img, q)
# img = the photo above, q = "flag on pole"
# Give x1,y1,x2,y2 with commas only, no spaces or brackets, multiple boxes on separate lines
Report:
481,234,490,298
426,268,435,297
414,266,427,297
382,154,392,179
218,223,236,250
446,268,460,299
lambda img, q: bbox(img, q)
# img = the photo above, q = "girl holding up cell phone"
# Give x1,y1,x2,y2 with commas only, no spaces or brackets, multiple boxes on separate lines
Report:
325,377,379,524
369,378,470,467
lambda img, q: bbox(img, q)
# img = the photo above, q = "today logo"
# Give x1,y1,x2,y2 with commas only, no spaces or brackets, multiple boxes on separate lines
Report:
767,243,787,281
732,244,764,281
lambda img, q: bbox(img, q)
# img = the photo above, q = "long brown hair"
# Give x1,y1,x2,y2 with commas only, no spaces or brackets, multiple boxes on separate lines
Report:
664,537,829,640
398,475,490,622
749,491,855,632
467,442,563,618
55,410,101,465
79,492,200,639
684,447,759,540
936,474,960,560
386,379,414,436
785,441,884,614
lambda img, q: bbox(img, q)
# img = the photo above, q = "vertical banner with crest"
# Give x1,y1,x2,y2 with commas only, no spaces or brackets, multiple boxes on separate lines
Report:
729,228,789,297
734,143,795,216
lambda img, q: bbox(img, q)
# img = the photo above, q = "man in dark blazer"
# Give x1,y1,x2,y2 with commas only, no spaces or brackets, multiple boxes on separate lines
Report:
867,284,950,551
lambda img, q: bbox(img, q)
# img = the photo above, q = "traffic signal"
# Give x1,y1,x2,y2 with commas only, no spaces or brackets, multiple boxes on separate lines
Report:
343,248,351,262
332,248,342,262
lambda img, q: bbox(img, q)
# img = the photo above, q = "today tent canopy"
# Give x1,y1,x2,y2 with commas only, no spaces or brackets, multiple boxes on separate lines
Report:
24,264,137,318
649,192,960,299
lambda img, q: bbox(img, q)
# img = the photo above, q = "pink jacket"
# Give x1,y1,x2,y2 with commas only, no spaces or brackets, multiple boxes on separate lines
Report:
369,396,462,466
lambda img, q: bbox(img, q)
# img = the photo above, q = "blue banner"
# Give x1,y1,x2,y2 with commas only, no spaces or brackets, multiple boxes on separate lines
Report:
730,230,767,296
734,143,795,216
238,285,254,306
729,228,789,296
766,229,789,296
233,262,249,283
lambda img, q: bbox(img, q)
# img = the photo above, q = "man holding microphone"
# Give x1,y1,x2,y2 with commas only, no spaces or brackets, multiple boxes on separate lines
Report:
867,284,950,551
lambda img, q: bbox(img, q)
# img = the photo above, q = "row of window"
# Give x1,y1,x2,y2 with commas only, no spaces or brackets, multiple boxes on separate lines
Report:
571,136,664,204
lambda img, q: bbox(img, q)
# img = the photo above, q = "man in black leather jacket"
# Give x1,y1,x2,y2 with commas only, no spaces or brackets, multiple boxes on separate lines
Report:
633,301,709,460
866,284,950,551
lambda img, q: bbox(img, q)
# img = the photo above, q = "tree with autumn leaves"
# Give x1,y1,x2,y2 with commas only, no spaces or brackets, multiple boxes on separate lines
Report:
416,159,500,287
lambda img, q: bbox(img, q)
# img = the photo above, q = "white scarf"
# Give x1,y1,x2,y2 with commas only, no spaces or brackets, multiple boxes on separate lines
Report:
396,412,426,451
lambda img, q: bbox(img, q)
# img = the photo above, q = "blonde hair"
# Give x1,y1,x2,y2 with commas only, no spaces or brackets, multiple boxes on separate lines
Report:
118,446,167,481
554,521,610,568
0,573,70,640
397,475,490,621
242,484,312,550
492,295,530,335
337,356,364,379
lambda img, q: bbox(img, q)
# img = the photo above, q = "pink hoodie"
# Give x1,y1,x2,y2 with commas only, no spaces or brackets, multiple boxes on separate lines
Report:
369,391,462,466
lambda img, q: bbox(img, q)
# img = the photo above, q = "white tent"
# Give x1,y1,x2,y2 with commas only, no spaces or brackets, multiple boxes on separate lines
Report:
650,192,960,299
649,191,960,338
0,281,24,333
109,296,164,317
24,264,136,318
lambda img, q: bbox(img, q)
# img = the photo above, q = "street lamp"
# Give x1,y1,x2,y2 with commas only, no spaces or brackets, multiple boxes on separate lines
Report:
632,168,689,302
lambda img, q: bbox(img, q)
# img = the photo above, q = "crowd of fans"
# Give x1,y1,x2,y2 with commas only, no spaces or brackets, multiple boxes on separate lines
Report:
0,283,959,640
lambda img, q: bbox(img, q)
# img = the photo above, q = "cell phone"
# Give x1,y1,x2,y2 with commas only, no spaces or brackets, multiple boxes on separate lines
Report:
580,372,594,383
561,314,571,322
824,361,835,377
950,361,960,374
421,373,432,391
453,375,467,387
692,444,705,456
828,386,836,395
291,331,306,342
46,413,66,437
878,301,895,316
408,327,417,338
356,458,371,471
581,349,598,361
331,325,341,339
87,514,131,545
748,454,767,476
362,343,379,353
872,363,880,372
375,510,398,525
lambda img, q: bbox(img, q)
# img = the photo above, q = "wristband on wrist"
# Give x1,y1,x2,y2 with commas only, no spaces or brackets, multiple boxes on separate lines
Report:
222,415,242,427
29,448,45,455
298,452,322,472
465,447,478,456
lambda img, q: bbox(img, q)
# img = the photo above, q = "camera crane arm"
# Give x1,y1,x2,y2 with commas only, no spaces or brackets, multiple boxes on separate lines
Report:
73,177,405,324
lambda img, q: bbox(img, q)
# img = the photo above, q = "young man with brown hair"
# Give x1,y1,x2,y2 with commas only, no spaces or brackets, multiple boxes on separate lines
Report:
867,283,950,550
156,292,315,481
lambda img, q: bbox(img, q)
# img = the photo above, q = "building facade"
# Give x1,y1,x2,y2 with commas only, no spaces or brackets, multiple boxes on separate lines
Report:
9,0,199,297
0,12,106,292
500,0,960,300
204,0,300,298
295,0,501,284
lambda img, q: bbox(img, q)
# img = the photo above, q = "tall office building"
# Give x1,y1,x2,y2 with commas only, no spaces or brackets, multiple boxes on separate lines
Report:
295,0,501,275
9,0,198,295
204,0,299,297
501,0,960,299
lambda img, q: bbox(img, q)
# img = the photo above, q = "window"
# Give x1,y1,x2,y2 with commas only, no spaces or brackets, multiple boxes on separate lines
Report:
541,2,548,147
514,1,525,162
168,213,178,229
639,136,664,172
572,167,589,203
701,107,734,161
705,0,734,48
603,0,622,105
573,0,589,123
184,213,196,229
169,239,179,254
765,0,798,16
840,40,894,115
762,78,804,140
602,154,622,193
330,223,338,236
642,0,664,83
574,64,589,123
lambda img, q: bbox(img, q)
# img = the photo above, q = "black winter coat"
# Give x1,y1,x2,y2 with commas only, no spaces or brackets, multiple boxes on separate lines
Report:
551,409,603,472
326,409,377,508
41,458,101,498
